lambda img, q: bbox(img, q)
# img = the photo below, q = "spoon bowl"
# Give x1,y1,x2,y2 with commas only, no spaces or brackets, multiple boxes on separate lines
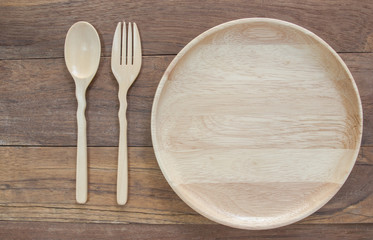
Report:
64,21,101,204
65,21,101,81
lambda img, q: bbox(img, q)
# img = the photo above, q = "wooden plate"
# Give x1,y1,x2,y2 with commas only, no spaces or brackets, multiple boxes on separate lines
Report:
151,18,362,230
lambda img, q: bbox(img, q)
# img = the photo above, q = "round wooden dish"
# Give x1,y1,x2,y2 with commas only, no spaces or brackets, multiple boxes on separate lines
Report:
151,18,362,230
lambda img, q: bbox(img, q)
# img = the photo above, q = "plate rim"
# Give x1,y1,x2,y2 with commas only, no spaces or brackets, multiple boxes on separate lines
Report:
150,17,363,230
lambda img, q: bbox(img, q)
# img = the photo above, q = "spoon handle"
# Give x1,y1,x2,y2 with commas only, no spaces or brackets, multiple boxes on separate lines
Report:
117,87,128,205
76,87,88,204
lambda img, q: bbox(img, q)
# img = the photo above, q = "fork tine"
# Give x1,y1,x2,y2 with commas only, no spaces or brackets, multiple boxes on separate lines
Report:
127,22,133,65
121,21,127,65
111,22,121,67
133,22,142,67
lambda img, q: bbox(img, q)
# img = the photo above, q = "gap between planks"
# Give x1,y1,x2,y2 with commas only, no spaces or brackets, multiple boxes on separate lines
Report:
1,52,372,61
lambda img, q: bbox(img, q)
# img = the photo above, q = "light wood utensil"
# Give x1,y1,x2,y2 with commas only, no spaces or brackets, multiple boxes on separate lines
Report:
111,22,142,205
64,21,101,204
151,18,362,229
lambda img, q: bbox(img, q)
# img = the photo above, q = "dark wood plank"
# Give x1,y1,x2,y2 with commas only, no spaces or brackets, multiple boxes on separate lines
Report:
363,146,373,164
1,54,372,147
0,56,173,147
1,0,373,59
0,147,371,224
1,222,373,240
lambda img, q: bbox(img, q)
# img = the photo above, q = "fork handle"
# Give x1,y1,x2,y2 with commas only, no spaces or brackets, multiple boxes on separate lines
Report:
117,87,128,205
76,86,88,204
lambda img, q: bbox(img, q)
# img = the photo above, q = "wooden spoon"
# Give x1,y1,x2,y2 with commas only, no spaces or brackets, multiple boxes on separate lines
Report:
64,21,101,204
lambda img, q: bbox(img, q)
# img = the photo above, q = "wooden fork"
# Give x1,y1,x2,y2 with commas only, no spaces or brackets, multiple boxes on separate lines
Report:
111,22,142,205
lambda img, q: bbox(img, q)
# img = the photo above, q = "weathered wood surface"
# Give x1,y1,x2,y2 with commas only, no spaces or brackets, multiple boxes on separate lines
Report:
1,0,373,59
1,222,373,240
0,147,372,224
0,56,172,147
0,54,372,147
1,0,373,237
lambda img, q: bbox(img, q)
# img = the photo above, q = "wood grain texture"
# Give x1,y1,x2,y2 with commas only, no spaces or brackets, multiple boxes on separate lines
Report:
151,18,363,229
341,53,373,146
1,0,373,59
0,147,371,224
0,56,173,147
0,54,372,147
0,0,372,237
1,222,373,240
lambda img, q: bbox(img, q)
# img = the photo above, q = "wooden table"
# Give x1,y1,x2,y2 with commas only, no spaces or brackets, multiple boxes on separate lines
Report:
0,1,372,239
